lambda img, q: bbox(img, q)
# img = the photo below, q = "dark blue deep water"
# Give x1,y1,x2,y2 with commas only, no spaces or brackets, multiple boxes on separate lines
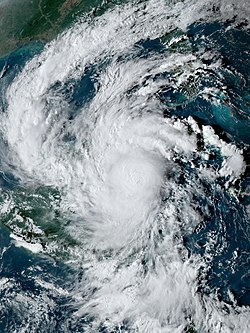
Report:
0,3,249,332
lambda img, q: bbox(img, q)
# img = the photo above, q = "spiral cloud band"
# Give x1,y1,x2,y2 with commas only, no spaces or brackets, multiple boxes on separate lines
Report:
1,0,249,332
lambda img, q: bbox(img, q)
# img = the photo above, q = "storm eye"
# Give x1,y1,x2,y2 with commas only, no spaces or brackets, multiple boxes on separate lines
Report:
0,0,249,332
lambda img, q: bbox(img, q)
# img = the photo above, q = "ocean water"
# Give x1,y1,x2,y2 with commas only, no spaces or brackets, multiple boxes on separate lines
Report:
0,0,249,332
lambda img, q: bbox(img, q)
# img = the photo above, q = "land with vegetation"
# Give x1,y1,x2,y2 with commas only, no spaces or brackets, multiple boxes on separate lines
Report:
0,0,127,57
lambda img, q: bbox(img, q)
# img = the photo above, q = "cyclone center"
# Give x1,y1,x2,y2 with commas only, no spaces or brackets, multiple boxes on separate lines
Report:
107,153,163,206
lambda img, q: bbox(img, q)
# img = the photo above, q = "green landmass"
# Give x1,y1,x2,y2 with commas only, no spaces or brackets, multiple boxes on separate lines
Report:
0,0,129,57
0,185,78,258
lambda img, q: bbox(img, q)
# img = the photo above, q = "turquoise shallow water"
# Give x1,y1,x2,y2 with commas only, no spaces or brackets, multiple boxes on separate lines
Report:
0,1,249,332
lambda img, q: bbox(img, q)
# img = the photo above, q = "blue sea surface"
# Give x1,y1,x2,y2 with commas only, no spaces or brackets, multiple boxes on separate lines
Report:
0,8,249,333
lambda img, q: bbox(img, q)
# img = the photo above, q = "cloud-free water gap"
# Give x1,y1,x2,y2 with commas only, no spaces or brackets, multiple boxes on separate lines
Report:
0,1,249,332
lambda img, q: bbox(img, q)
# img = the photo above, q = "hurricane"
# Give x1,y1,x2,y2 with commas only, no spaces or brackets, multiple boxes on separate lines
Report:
0,0,249,332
